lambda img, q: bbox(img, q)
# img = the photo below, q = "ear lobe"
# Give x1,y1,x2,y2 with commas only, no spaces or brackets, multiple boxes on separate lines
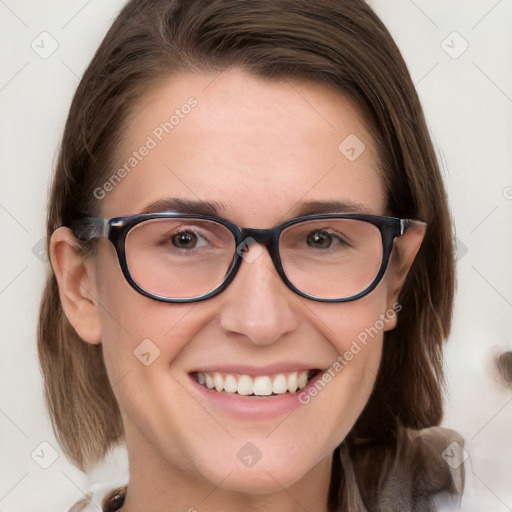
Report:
49,227,102,345
386,222,427,310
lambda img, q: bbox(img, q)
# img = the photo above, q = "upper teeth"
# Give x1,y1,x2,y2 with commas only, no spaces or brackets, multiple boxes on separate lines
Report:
196,370,311,396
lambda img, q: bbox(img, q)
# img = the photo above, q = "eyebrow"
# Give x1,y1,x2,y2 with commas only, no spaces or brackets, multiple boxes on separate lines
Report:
140,198,227,216
139,198,373,217
292,200,373,216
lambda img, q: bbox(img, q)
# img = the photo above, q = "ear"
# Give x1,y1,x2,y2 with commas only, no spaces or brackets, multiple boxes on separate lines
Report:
385,222,427,327
49,227,102,345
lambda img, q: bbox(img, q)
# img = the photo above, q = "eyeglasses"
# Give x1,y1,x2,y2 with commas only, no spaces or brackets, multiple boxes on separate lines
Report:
70,212,426,303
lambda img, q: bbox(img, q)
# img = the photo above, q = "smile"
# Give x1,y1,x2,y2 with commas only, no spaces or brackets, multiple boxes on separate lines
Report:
193,370,320,396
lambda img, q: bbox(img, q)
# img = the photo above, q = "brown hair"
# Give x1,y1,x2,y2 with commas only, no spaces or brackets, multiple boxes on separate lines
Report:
38,0,456,507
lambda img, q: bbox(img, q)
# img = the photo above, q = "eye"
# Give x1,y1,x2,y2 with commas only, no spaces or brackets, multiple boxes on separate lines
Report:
171,230,200,249
307,230,334,249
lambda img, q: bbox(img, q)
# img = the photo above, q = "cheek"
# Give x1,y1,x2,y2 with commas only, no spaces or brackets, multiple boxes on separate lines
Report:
92,246,197,387
311,287,396,355
303,289,399,412
95,279,205,447
98,293,198,379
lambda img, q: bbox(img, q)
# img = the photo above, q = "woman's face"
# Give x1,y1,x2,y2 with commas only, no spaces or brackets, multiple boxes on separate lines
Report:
69,70,408,497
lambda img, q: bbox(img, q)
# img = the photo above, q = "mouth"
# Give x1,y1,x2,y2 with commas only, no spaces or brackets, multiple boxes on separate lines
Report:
192,369,321,397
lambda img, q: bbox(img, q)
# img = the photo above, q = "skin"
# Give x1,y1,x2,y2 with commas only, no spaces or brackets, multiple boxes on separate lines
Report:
50,69,425,512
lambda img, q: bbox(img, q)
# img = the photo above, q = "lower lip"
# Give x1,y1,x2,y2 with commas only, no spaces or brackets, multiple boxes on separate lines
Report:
188,372,323,419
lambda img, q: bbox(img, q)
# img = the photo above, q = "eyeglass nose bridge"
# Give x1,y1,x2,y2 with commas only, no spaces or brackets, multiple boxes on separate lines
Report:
236,227,283,270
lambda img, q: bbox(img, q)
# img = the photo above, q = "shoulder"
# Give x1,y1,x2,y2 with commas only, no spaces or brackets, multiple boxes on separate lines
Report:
335,426,466,511
352,426,465,510
407,426,465,509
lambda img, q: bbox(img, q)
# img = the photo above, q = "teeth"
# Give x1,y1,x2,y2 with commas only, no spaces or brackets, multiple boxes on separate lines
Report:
196,370,312,396
298,371,308,389
224,374,238,393
213,372,224,392
238,375,253,396
253,376,273,396
272,374,288,394
287,372,298,393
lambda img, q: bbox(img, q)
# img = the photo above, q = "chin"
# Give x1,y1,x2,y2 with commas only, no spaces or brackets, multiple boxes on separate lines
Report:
196,444,327,496
215,465,307,495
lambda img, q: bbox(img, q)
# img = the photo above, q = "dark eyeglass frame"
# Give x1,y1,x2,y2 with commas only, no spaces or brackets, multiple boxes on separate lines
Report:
70,212,426,303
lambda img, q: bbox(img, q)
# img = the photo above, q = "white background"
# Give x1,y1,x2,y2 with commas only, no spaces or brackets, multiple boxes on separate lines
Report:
0,0,511,510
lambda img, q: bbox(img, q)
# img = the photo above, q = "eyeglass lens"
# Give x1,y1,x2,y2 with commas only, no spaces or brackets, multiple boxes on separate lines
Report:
125,217,383,300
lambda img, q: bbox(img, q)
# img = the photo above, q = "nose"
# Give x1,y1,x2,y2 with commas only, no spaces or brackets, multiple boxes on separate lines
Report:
218,242,300,346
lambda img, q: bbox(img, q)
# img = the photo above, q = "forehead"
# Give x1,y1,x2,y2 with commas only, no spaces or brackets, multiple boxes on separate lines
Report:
102,69,386,224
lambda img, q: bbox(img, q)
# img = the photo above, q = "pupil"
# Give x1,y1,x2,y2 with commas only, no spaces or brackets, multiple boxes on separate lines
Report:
307,230,331,248
172,231,197,248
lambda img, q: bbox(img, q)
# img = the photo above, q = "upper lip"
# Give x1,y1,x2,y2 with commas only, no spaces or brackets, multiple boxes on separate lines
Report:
189,363,325,376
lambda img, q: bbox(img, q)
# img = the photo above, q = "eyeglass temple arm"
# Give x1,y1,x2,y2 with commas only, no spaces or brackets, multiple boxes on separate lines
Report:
71,217,110,241
399,218,427,236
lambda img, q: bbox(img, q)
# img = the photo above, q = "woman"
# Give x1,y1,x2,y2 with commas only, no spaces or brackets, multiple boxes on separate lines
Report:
38,0,464,510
